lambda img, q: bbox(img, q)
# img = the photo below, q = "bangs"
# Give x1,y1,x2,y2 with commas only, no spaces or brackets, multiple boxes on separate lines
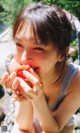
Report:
14,21,28,39
13,17,31,38
13,2,72,52
13,19,39,43
13,6,60,46
25,6,62,46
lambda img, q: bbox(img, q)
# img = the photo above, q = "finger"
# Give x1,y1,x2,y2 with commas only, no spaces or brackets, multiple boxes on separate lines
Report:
12,77,19,91
5,72,17,88
12,78,26,100
17,78,35,99
29,68,41,81
13,89,23,98
19,77,42,100
16,64,30,72
23,70,43,92
0,72,9,86
19,78,31,92
11,94,17,103
11,93,26,102
23,70,39,85
12,77,31,100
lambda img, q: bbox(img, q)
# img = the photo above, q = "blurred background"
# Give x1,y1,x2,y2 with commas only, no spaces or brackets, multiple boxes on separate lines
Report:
0,0,80,64
0,0,80,133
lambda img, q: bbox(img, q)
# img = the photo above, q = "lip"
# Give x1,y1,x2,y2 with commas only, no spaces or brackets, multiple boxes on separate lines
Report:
20,64,39,72
20,61,39,73
30,66,39,72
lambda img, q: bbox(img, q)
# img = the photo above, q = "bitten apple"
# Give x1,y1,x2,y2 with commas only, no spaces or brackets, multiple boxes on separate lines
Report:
15,65,33,88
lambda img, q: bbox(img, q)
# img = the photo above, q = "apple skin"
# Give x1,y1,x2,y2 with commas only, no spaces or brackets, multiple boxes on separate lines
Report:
16,65,30,80
16,65,33,88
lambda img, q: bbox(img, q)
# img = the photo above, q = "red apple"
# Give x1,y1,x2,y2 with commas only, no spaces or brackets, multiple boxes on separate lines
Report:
15,65,33,88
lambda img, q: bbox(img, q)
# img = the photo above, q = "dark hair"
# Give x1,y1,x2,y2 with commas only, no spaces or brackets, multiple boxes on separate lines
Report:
13,2,72,55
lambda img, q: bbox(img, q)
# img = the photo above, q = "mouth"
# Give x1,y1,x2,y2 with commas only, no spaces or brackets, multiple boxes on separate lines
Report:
18,63,39,73
30,66,39,72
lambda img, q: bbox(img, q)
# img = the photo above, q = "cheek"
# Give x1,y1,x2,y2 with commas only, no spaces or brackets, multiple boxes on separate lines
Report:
39,57,56,72
14,47,24,61
14,51,21,62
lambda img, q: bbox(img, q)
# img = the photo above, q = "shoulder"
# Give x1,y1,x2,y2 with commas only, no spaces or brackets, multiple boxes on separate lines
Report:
72,63,80,70
65,64,80,108
68,63,80,73
68,63,80,92
72,63,80,78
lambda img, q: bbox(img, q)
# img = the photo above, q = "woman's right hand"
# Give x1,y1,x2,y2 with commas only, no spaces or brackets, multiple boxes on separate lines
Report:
0,72,26,102
0,72,17,89
0,72,34,130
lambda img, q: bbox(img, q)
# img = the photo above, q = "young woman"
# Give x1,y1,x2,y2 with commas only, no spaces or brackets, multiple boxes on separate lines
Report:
0,2,80,133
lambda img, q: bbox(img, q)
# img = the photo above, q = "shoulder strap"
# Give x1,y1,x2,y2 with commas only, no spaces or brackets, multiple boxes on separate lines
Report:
50,63,78,111
61,63,78,95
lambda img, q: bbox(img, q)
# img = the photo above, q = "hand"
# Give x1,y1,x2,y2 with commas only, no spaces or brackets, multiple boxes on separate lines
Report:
0,72,17,88
0,62,31,102
12,68,43,101
0,72,26,102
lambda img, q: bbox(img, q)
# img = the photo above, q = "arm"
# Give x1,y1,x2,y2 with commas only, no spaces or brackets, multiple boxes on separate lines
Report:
32,71,80,132
14,100,33,131
19,69,80,133
0,72,34,132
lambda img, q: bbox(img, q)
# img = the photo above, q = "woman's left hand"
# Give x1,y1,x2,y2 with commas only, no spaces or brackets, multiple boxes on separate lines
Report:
12,68,43,101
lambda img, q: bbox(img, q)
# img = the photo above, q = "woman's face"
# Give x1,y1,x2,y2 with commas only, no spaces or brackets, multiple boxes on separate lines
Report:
14,25,62,78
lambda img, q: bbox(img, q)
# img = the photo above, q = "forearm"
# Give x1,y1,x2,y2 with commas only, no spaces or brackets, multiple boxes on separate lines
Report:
32,94,58,133
14,100,34,131
11,121,37,133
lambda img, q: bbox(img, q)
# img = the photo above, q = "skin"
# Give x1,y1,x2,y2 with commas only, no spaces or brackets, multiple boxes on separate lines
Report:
0,25,80,133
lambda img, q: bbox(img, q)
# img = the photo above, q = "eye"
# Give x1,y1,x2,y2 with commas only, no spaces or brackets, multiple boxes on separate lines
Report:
16,43,23,48
34,47,44,51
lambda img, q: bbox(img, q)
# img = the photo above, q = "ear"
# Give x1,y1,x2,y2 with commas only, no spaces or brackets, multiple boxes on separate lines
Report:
58,46,69,62
58,54,64,62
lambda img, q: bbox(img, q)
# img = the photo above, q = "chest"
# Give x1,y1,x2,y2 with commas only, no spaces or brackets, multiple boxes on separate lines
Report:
44,83,62,107
44,63,78,110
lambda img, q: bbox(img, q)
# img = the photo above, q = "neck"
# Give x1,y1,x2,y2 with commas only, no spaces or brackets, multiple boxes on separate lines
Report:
42,61,67,93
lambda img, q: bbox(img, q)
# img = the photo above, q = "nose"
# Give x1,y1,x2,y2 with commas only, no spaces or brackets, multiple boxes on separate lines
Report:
20,50,28,64
20,49,33,65
21,50,27,61
20,50,32,65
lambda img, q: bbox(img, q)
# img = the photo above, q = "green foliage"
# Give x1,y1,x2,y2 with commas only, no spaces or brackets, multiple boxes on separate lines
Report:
0,0,34,26
42,0,80,19
70,39,78,47
0,0,80,26
75,129,80,133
